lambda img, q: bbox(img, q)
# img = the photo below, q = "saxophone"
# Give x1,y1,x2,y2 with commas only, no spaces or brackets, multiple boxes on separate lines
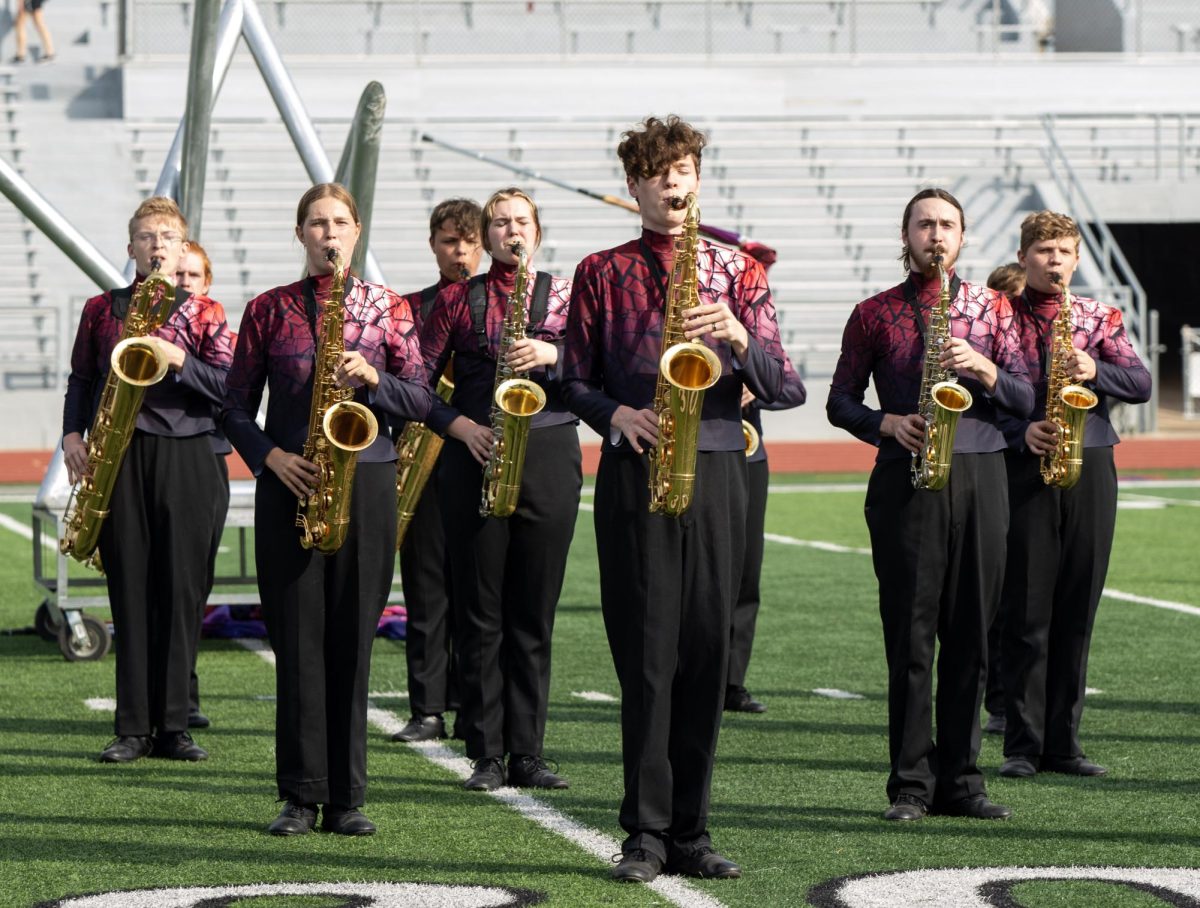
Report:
479,242,546,518
1040,273,1098,489
296,249,380,553
60,259,173,569
910,251,974,491
394,266,466,549
648,192,722,516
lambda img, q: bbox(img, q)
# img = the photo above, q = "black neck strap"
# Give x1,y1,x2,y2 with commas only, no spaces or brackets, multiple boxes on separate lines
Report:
902,272,961,337
638,237,671,304
468,272,552,354
419,282,441,322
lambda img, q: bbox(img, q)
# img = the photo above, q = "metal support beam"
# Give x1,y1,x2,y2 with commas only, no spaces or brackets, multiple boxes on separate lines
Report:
0,157,124,290
180,0,222,237
241,0,384,284
334,82,387,279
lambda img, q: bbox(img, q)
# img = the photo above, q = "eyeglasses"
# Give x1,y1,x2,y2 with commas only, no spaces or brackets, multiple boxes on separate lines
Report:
132,231,184,246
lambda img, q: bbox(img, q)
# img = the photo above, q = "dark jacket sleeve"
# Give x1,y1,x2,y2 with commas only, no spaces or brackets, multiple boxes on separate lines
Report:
560,257,622,439
220,301,275,476
62,298,103,438
826,305,885,446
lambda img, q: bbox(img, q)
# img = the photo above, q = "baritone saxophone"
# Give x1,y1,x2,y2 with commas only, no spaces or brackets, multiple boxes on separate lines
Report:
296,248,380,553
648,192,722,516
911,250,973,491
1040,273,1097,489
60,258,173,570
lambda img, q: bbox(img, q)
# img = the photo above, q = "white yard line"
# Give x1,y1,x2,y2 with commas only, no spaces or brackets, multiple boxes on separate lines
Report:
236,639,727,908
1101,588,1200,618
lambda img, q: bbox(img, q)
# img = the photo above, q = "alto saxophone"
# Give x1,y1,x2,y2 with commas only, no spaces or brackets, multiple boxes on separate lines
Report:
479,242,546,518
648,192,721,516
911,251,973,491
1040,273,1098,489
394,266,466,549
296,248,380,554
60,259,173,570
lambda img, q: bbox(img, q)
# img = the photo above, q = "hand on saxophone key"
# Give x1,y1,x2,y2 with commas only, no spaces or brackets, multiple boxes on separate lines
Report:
1025,420,1060,456
1065,347,1096,383
683,302,749,358
505,337,557,373
335,351,380,390
882,413,926,455
611,405,658,454
140,336,187,372
266,447,321,500
939,338,998,391
63,432,89,484
448,416,494,466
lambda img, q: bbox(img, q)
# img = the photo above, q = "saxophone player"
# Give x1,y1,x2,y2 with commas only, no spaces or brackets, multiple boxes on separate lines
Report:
561,116,787,884
390,198,483,745
221,184,432,836
997,211,1151,780
63,198,234,765
827,189,1034,823
417,188,578,793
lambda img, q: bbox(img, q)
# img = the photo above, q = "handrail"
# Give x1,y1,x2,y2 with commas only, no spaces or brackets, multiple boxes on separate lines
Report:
1040,113,1155,432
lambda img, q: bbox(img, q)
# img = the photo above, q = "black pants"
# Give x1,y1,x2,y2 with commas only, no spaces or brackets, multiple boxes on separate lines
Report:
864,452,1008,806
255,461,395,808
190,454,230,715
439,422,581,761
1000,446,1117,761
99,432,221,738
595,449,747,862
399,466,458,717
728,457,769,691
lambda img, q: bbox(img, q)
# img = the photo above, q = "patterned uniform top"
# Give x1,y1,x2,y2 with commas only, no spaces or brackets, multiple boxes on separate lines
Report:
221,271,432,476
399,274,454,334
826,270,1034,463
998,287,1151,451
745,351,807,464
419,258,574,435
562,228,787,453
63,279,235,440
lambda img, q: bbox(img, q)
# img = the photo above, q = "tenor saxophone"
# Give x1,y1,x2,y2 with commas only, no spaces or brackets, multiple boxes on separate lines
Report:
910,251,973,491
479,242,546,518
60,259,173,570
1040,273,1098,489
296,249,380,553
394,267,466,549
648,192,722,516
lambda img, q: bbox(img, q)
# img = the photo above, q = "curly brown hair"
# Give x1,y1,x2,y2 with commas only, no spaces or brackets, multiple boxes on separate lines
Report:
429,197,482,241
1019,210,1081,254
617,115,707,181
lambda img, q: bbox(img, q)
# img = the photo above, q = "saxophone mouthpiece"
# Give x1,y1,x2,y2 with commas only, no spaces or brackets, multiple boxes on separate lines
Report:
1048,271,1064,286
150,257,162,273
458,264,471,281
325,247,339,264
667,196,687,211
507,240,526,257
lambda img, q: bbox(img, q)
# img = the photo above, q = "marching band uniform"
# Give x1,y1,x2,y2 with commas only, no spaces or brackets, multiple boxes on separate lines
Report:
727,355,806,714
827,269,1033,815
997,288,1150,776
64,280,234,759
393,275,459,741
563,228,786,872
222,269,431,829
419,259,579,788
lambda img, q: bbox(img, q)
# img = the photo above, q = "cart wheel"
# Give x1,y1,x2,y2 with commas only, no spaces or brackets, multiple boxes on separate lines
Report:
35,601,62,642
58,616,112,662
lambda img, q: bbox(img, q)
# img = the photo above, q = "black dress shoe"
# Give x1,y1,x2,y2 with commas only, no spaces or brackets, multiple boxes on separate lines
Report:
999,755,1038,778
939,794,1012,819
464,756,506,791
724,686,767,713
666,847,741,879
322,806,377,836
1042,755,1108,776
882,793,927,821
267,801,317,836
391,714,445,743
187,710,211,729
611,849,663,883
508,754,569,789
154,731,208,761
99,735,153,763
983,712,1006,735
